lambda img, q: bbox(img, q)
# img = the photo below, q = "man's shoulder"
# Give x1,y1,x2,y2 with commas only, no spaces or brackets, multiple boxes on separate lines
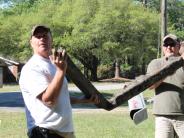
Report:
149,58,163,65
147,58,164,73
21,57,41,74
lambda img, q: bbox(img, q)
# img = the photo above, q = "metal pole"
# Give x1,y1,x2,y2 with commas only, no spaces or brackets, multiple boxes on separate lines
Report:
143,0,147,7
161,0,167,56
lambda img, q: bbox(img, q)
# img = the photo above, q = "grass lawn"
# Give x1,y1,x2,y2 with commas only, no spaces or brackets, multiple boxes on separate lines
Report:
74,111,154,138
0,83,155,138
0,110,155,138
0,84,20,92
0,111,27,138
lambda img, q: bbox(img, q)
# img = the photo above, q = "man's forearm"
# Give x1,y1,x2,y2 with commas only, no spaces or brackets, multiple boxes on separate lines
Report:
38,70,65,107
149,79,164,90
70,96,92,104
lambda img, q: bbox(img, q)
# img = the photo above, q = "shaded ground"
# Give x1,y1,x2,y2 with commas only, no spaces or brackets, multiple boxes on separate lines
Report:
0,83,124,112
0,92,24,107
100,77,132,83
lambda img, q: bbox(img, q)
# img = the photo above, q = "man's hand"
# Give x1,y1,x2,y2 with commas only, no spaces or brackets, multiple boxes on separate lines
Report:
39,48,68,107
88,94,101,104
53,48,68,73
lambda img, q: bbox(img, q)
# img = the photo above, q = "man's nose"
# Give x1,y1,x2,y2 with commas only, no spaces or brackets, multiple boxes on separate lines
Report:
166,45,172,48
40,37,44,40
39,36,46,41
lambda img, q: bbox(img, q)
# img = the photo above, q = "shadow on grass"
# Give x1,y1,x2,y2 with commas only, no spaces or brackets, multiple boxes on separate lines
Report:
0,92,25,107
0,91,128,109
71,91,128,109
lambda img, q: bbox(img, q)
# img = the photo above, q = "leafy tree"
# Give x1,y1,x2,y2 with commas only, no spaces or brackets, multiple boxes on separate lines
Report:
134,0,184,39
60,0,159,79
1,0,182,81
167,0,184,39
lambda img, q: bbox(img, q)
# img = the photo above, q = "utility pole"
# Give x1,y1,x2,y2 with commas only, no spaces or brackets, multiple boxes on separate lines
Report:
161,0,167,56
143,0,147,7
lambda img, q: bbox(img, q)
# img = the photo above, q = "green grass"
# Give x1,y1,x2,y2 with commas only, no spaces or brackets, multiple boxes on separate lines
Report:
143,89,155,100
75,111,154,138
0,84,20,92
0,84,155,138
0,111,155,138
0,111,27,138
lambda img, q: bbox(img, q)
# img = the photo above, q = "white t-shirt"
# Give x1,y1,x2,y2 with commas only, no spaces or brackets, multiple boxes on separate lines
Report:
19,54,74,133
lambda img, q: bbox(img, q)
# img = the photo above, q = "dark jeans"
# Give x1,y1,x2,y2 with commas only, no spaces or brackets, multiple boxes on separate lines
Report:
28,126,64,138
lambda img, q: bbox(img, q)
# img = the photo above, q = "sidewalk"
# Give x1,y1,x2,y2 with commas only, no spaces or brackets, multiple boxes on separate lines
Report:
68,83,123,92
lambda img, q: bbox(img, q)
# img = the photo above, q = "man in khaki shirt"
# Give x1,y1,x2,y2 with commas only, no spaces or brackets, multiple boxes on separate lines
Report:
147,34,184,138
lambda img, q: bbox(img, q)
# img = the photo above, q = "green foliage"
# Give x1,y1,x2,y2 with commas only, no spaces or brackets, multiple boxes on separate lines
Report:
97,64,114,79
134,0,184,40
0,0,183,79
167,0,184,40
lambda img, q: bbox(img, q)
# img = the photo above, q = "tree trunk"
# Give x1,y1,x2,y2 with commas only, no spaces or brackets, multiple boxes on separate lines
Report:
84,66,89,79
114,59,121,78
90,56,98,81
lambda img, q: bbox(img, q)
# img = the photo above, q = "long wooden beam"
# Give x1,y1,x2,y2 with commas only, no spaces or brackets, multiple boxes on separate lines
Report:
66,56,184,110
66,56,114,110
109,57,184,108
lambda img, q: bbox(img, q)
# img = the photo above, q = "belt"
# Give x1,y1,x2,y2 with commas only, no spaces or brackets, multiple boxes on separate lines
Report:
39,127,56,134
37,127,75,138
33,126,64,138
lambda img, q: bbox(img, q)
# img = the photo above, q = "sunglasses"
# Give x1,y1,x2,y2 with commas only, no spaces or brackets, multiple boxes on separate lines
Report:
163,42,176,47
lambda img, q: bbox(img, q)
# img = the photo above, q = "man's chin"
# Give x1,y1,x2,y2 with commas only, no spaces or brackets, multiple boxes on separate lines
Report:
165,53,174,57
40,46,50,52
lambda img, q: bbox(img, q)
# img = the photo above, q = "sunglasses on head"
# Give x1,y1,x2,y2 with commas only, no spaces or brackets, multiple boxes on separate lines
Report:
163,42,176,47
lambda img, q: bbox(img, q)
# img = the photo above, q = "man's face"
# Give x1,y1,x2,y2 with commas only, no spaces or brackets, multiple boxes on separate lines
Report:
163,39,180,57
30,31,52,58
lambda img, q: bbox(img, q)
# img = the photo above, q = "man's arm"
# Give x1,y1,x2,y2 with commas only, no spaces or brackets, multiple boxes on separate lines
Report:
149,79,164,90
37,50,67,107
70,94,100,104
147,59,164,90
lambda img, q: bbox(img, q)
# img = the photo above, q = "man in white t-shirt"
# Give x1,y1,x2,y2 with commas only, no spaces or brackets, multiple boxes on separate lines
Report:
19,25,99,138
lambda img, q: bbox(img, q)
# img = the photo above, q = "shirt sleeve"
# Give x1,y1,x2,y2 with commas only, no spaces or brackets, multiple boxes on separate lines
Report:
21,67,50,98
147,59,160,75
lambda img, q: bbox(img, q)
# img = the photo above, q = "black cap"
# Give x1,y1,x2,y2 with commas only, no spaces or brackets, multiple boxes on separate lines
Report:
31,25,51,37
163,34,180,43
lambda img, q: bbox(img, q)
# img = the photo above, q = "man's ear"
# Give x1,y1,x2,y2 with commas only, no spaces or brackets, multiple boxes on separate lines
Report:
30,39,33,48
179,45,184,55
